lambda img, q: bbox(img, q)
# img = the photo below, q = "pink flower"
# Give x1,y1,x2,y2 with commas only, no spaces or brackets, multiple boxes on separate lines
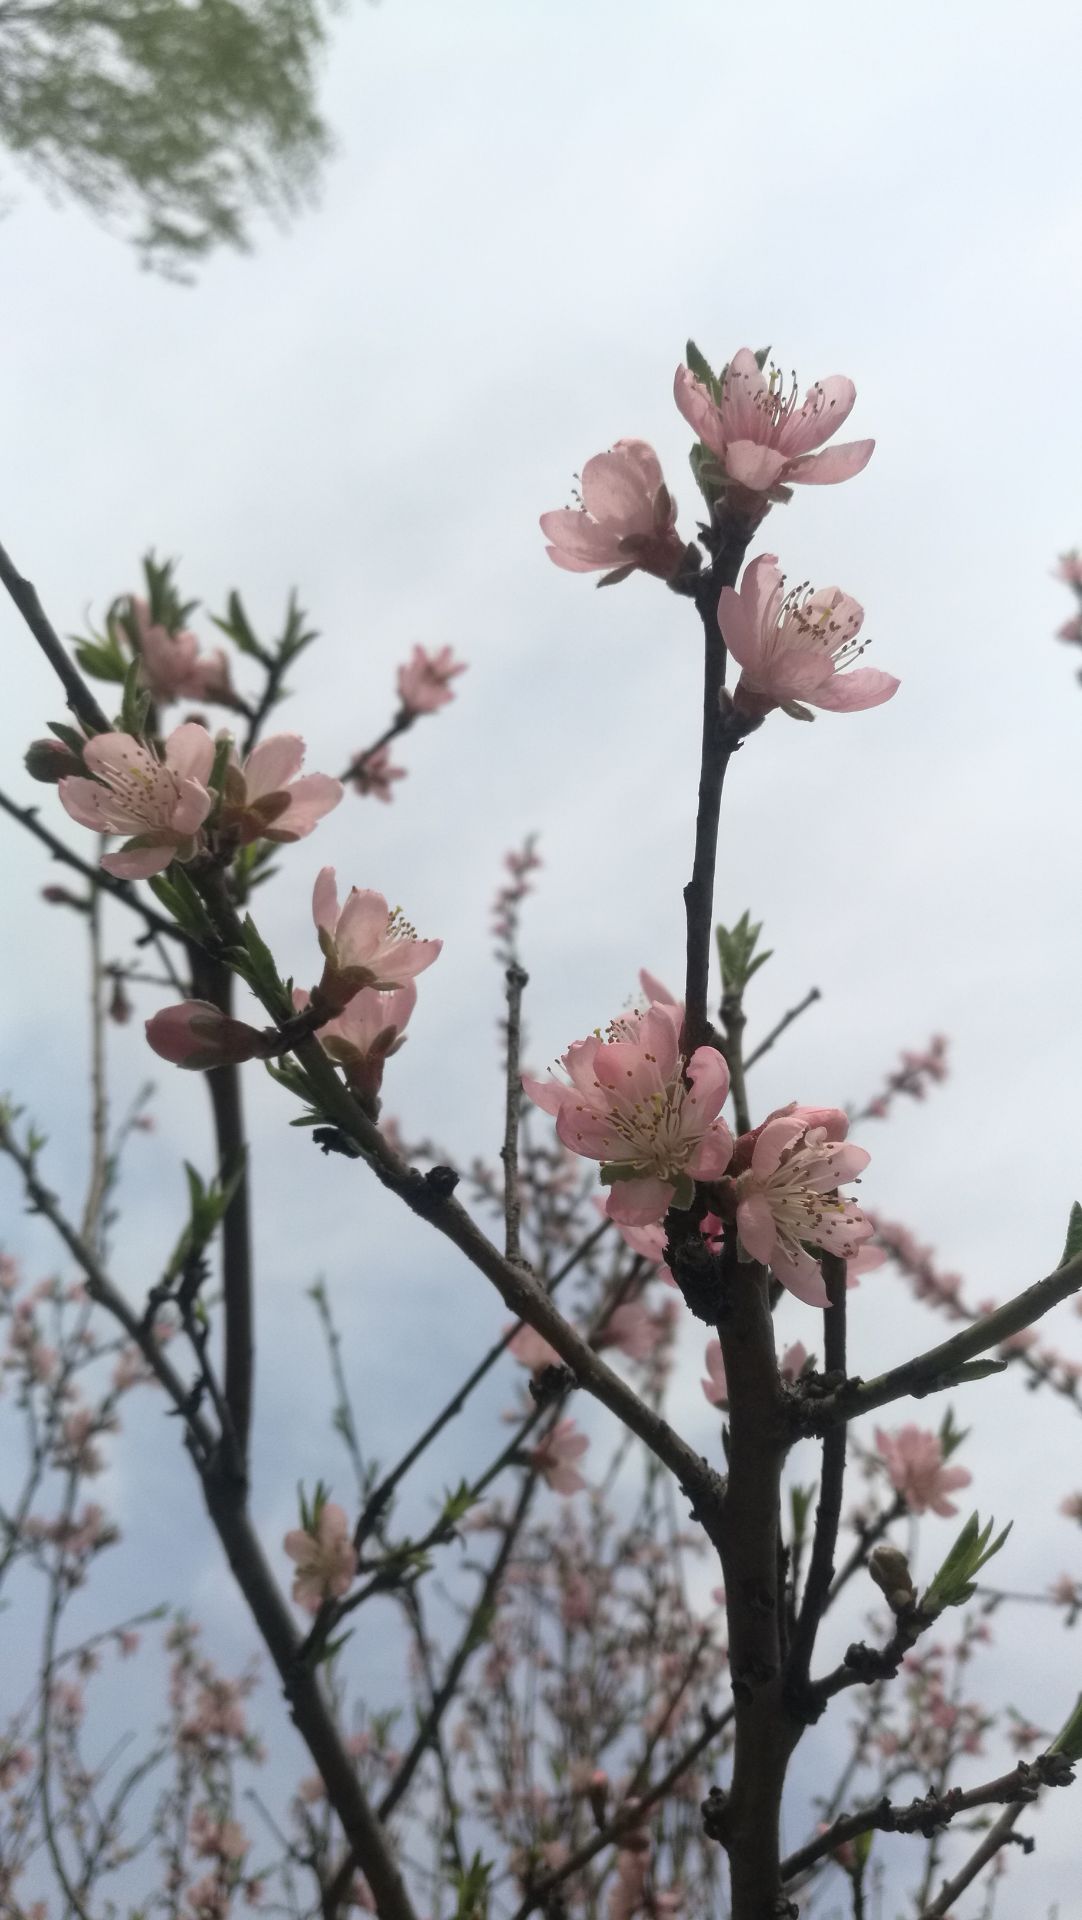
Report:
507,1323,563,1374
731,1115,873,1307
59,723,215,878
531,1418,589,1495
719,554,899,721
701,1339,727,1407
523,1005,733,1227
673,347,874,497
1056,551,1082,587
312,868,441,1012
598,1300,662,1361
351,744,407,801
396,645,467,716
129,598,236,707
1060,1493,1082,1522
146,1000,266,1070
875,1426,972,1517
847,1243,887,1285
220,734,341,845
1057,614,1082,645
541,439,686,583
293,981,416,1100
283,1501,357,1613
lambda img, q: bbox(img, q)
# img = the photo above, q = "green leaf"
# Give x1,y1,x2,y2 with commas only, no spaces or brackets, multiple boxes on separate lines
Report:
46,720,89,754
685,338,724,403
119,659,151,737
147,869,217,942
74,637,127,684
599,1161,640,1186
210,589,266,662
1050,1692,1082,1762
1059,1201,1082,1269
922,1513,1012,1617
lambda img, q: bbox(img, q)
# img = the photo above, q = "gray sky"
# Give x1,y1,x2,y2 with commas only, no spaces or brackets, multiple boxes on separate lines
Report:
3,0,1082,1909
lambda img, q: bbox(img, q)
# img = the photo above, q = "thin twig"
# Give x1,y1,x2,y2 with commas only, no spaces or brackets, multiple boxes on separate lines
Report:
744,987,822,1071
814,1249,1082,1426
780,1752,1075,1885
500,962,528,1263
0,537,110,732
0,786,184,943
352,1220,609,1545
80,863,110,1253
786,1255,849,1703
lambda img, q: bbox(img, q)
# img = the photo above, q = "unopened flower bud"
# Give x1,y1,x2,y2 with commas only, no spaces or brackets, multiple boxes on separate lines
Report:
145,1001,268,1070
41,884,87,909
25,738,83,783
868,1543,917,1614
108,975,133,1025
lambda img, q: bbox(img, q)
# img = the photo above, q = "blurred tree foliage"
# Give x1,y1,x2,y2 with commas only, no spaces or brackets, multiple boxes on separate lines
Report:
0,0,338,274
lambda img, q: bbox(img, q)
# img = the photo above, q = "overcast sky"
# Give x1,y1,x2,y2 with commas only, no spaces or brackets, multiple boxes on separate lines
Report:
3,1,1082,1910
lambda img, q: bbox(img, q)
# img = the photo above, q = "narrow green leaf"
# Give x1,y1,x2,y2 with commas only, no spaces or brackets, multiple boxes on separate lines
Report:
1059,1201,1082,1269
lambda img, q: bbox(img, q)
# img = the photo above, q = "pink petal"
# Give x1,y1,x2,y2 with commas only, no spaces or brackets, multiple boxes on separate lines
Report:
101,842,174,879
243,733,306,799
171,778,213,837
540,508,622,567
750,1116,804,1176
554,1105,625,1162
271,774,343,836
521,1073,568,1118
59,776,113,830
385,936,442,980
684,1045,731,1122
544,545,607,574
336,888,389,957
673,366,727,459
785,439,875,485
774,376,857,456
735,1193,778,1265
723,441,789,492
164,722,216,785
639,968,678,1006
580,445,654,530
771,1243,831,1308
312,866,339,931
810,668,899,712
604,1178,673,1227
717,583,759,670
689,1125,734,1181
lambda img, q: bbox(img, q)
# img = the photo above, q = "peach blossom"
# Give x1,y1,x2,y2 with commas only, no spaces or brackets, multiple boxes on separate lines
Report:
283,1501,357,1613
674,347,873,496
731,1114,873,1307
220,733,341,845
875,1426,972,1517
396,645,467,716
312,867,442,1011
541,439,686,582
719,554,898,721
59,723,215,878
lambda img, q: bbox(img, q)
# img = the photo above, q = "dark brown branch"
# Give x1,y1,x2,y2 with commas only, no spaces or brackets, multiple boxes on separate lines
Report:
202,1465,419,1920
0,787,185,943
711,1236,792,1917
189,940,255,1471
780,1753,1075,1885
289,1037,722,1517
785,1256,848,1707
500,961,528,1263
0,537,111,733
681,517,755,1053
744,986,822,1071
813,1249,1082,1427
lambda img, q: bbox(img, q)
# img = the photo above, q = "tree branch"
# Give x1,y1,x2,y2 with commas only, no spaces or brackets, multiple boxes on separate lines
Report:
0,537,110,733
785,1256,848,1706
744,986,822,1071
813,1249,1082,1427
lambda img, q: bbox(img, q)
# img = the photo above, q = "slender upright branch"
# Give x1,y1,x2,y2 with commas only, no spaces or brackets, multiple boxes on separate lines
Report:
786,1255,848,1703
0,538,110,733
712,1237,792,1918
80,866,110,1252
500,961,529,1263
681,515,756,1053
189,937,255,1472
719,982,751,1136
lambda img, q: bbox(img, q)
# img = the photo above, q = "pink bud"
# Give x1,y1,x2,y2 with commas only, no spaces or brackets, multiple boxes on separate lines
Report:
145,1001,266,1070
25,737,83,783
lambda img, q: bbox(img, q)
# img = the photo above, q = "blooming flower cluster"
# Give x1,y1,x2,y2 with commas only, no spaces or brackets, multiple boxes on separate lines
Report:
125,595,237,708
673,347,875,498
718,553,898,721
523,1002,732,1226
541,439,688,583
526,1017,873,1308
